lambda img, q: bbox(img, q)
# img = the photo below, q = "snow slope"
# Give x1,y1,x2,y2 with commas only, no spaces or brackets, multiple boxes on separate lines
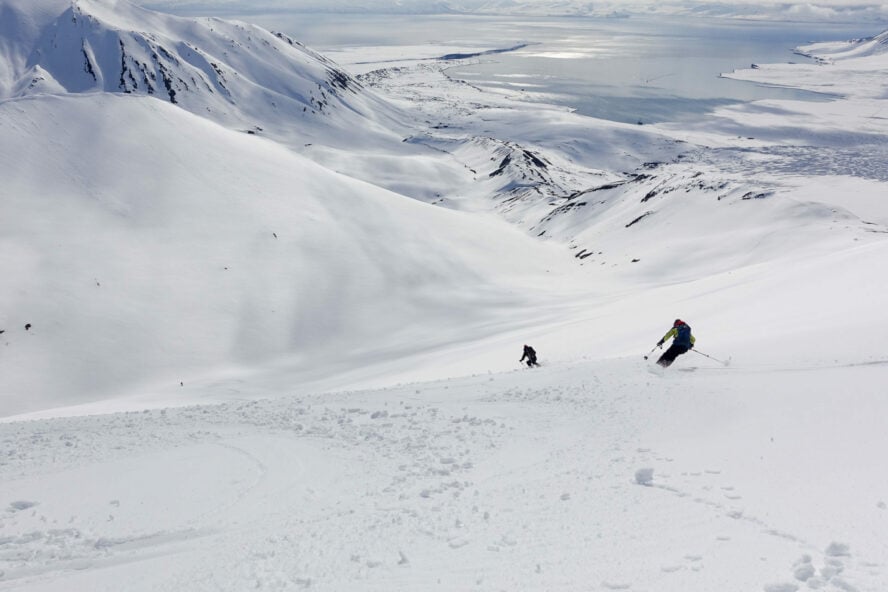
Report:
2,349,886,591
0,91,588,416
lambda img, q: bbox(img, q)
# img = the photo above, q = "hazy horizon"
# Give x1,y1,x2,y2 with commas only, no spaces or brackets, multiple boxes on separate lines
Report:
138,0,888,24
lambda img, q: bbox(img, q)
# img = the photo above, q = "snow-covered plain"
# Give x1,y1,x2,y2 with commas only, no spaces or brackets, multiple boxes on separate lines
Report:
1,1,887,590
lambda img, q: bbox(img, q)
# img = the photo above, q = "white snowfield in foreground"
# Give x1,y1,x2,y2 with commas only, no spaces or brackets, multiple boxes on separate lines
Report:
2,357,886,591
1,0,888,589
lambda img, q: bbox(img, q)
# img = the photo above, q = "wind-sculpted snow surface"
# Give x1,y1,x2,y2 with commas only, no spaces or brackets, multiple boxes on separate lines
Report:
1,357,886,590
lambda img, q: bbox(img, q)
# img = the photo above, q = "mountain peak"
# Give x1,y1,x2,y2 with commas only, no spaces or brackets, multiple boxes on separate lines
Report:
1,0,401,144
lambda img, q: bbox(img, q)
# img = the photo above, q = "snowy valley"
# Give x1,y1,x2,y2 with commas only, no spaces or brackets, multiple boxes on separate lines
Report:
1,0,887,590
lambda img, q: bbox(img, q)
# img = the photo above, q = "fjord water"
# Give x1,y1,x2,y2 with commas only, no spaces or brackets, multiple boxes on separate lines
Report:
237,13,877,124
443,16,878,124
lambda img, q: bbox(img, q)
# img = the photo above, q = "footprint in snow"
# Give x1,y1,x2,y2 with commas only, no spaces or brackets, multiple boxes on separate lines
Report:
722,485,743,500
8,501,38,512
825,542,850,557
783,545,863,591
634,467,654,486
763,584,798,592
792,555,816,582
601,582,632,590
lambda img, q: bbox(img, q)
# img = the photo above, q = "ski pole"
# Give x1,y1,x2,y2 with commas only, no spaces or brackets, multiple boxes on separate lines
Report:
643,344,660,360
691,348,730,366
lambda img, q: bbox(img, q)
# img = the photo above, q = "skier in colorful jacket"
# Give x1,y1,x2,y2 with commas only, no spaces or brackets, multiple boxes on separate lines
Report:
655,319,695,368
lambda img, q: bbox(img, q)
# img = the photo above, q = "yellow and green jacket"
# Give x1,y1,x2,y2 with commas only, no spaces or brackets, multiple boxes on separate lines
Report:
661,323,695,348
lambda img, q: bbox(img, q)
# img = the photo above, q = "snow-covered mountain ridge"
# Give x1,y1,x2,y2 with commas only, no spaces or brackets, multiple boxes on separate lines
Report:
0,0,405,146
0,0,588,416
795,29,888,62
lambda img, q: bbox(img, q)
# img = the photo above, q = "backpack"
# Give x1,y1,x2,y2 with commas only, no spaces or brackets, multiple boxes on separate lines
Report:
675,324,692,348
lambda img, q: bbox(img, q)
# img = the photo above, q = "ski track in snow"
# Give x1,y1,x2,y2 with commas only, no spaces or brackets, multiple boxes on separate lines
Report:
2,360,884,591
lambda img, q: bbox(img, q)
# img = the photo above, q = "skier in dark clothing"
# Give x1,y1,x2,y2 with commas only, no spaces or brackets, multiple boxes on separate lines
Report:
520,344,539,367
655,319,696,368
